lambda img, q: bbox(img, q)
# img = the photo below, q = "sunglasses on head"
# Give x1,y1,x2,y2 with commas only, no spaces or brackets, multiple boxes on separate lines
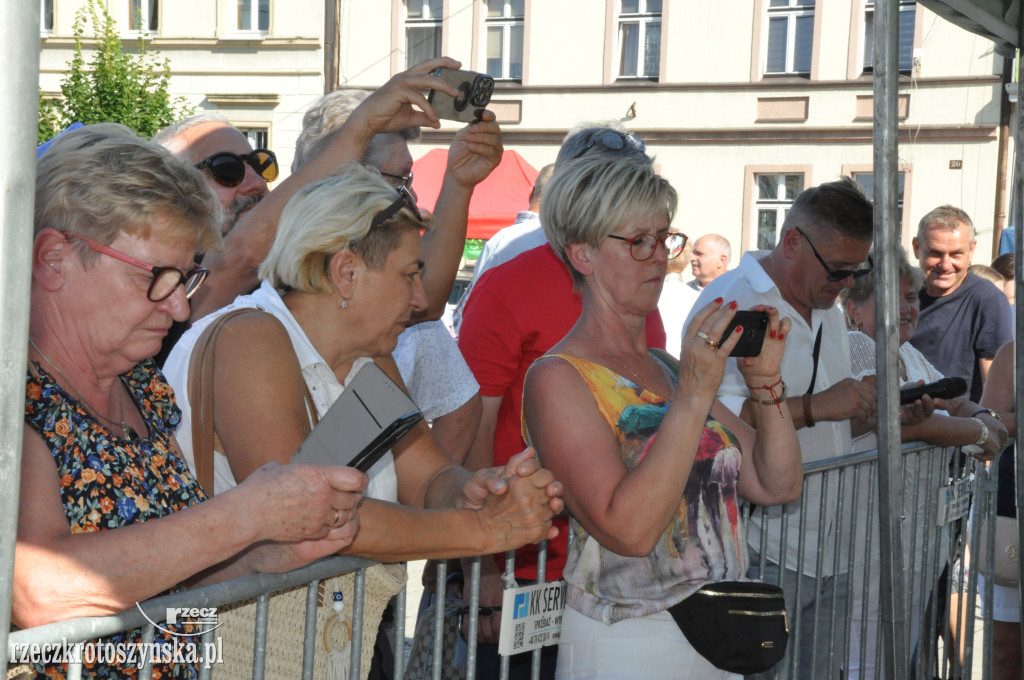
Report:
195,148,279,188
584,130,646,155
371,186,421,230
795,226,873,282
379,170,414,189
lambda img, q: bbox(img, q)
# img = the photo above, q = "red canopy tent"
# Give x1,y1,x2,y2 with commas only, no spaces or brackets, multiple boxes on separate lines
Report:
411,148,538,240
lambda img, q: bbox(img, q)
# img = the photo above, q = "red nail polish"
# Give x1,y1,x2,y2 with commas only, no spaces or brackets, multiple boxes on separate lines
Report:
735,326,743,333
770,330,777,338
779,332,786,340
714,297,723,304
729,301,738,310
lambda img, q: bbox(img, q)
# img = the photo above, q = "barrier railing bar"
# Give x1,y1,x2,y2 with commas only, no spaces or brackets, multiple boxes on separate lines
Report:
139,622,155,680
253,592,269,680
500,549,514,680
198,625,213,680
351,567,367,680
466,555,481,680
394,566,407,680
302,579,318,679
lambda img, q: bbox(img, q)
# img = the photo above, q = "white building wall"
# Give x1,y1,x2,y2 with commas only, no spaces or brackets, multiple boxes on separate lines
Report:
38,0,1010,257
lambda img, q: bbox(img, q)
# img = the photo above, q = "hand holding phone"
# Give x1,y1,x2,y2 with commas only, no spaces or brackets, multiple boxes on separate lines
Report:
427,67,495,123
719,310,770,357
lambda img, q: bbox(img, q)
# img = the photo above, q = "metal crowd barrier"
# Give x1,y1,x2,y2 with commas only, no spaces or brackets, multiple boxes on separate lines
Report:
7,441,1004,680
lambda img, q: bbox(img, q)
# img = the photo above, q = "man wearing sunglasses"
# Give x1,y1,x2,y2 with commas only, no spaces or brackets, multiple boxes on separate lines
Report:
154,57,469,328
683,178,877,680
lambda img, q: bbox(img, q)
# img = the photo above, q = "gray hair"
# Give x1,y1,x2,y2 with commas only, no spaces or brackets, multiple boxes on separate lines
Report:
152,112,231,158
541,154,677,289
695,233,732,264
555,122,652,168
259,163,423,294
781,177,874,243
293,89,420,172
36,125,223,260
917,205,976,243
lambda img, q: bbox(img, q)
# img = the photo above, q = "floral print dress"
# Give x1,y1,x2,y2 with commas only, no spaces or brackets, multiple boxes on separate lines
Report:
24,359,207,679
536,354,747,626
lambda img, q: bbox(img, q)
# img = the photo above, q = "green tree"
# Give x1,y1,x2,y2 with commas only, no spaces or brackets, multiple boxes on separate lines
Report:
38,0,192,143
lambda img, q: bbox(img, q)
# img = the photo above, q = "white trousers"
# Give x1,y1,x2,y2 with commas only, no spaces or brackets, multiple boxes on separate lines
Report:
555,606,740,680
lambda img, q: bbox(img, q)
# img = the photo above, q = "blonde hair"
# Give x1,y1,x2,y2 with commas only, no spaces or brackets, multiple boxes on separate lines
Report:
35,125,222,260
541,155,677,288
259,163,424,294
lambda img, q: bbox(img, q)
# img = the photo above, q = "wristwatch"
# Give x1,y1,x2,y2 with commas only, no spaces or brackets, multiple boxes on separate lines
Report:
971,417,990,447
972,408,1002,422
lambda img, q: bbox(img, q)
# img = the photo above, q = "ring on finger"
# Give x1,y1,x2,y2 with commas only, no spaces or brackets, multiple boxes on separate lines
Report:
696,330,718,350
328,508,340,528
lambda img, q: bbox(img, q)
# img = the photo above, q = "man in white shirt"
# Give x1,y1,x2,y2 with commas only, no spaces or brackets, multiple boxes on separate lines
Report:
660,234,731,356
684,178,876,679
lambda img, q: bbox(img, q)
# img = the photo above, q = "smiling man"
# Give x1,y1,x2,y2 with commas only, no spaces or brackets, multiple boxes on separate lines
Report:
910,205,1012,402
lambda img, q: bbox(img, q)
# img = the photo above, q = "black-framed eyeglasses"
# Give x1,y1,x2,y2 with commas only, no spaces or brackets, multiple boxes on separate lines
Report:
379,170,414,188
606,232,688,261
195,148,279,188
370,186,422,230
794,226,873,282
584,130,646,155
63,231,209,302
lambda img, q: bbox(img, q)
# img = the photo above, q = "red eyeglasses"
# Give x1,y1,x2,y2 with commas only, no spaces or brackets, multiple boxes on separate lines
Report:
63,232,209,302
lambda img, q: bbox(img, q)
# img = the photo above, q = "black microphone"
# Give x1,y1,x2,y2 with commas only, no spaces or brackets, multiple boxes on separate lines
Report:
898,376,968,405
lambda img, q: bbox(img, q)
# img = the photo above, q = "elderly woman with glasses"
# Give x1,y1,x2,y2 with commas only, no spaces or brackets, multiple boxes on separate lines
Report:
521,154,802,679
163,160,562,564
18,126,367,679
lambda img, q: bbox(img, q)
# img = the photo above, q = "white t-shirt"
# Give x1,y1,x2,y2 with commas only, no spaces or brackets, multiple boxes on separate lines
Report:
163,281,399,500
392,320,478,422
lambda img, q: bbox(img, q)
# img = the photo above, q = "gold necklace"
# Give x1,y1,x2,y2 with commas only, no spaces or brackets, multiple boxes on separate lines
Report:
581,328,672,396
29,338,139,440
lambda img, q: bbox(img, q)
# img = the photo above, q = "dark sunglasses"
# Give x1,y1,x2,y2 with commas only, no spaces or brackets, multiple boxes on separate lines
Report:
370,186,421,230
379,170,414,188
795,226,873,282
584,130,646,155
195,148,279,188
63,231,208,302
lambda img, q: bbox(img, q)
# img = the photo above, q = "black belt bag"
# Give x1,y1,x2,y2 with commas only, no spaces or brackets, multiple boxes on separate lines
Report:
667,581,789,674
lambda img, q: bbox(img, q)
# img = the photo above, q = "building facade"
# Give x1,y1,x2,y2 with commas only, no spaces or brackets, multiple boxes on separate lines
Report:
39,0,1010,257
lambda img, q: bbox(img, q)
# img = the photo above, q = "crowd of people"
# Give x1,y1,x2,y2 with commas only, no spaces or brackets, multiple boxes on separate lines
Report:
14,54,1020,680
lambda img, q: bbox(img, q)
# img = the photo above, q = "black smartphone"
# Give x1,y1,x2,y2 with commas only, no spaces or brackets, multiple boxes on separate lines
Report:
347,411,423,472
719,310,770,357
898,377,967,405
427,68,494,123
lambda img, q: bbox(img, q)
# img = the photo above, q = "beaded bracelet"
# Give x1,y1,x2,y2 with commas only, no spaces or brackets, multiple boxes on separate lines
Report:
746,377,787,419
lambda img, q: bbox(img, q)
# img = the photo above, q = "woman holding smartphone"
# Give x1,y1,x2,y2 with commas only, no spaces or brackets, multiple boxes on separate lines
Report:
522,154,802,679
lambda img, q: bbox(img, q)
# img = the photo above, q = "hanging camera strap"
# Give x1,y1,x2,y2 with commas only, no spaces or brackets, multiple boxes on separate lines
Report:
806,324,823,395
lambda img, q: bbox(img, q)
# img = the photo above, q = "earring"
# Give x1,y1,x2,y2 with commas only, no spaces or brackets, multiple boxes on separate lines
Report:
338,298,349,309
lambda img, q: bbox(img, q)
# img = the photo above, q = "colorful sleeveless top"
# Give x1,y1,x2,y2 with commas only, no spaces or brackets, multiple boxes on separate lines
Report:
24,359,207,679
537,354,747,625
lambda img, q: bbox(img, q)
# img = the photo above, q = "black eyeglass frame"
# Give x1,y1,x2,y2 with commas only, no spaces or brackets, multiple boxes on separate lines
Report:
195,148,279,188
379,170,414,188
606,231,688,261
62,231,209,302
370,186,422,230
794,226,873,282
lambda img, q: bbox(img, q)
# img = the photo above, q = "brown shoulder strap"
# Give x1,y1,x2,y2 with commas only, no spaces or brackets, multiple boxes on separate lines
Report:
186,308,254,493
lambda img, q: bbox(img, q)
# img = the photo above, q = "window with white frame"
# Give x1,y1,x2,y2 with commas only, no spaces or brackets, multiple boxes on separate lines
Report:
485,0,524,81
863,1,916,72
755,173,805,249
406,0,443,69
41,0,54,34
764,0,814,75
618,0,661,79
128,0,159,33
237,0,269,34
852,171,906,230
239,127,269,151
